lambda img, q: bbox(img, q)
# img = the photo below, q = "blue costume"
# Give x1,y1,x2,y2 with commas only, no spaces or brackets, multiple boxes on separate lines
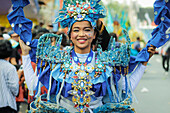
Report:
7,0,170,112
28,31,135,113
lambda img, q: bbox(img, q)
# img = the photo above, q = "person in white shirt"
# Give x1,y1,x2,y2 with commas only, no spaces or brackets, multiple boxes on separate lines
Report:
0,40,19,113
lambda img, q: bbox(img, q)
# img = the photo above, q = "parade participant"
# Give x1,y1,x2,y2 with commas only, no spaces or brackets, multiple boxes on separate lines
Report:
18,1,156,112
7,0,169,113
8,30,21,68
0,40,19,113
160,40,170,74
19,22,155,113
134,37,141,52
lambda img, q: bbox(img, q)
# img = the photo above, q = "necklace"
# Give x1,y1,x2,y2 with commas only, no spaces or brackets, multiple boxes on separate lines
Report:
68,49,95,113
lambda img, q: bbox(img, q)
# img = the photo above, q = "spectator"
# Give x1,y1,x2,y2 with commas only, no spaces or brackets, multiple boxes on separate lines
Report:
160,40,170,75
8,30,19,42
15,67,25,113
134,37,141,52
8,31,21,67
0,40,19,113
46,24,53,32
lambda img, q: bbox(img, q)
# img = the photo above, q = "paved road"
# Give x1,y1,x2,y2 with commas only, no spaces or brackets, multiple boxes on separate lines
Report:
132,55,170,113
19,55,170,113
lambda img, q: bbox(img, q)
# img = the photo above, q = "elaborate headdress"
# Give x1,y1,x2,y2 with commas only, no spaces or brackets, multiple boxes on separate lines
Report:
54,0,106,30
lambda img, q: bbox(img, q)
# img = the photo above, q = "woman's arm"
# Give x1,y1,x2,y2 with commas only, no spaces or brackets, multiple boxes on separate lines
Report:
19,38,38,90
122,45,156,91
129,63,146,91
22,55,38,90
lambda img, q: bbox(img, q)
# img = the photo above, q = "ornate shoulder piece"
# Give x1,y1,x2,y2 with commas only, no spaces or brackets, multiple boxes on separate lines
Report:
36,33,72,64
97,29,131,67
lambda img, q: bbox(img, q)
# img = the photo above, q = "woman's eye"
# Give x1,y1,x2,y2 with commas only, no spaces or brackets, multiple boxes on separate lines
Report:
85,29,91,31
73,29,79,32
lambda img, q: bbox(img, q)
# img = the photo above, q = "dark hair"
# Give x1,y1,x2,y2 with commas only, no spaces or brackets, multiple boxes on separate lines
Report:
137,37,140,40
34,32,45,39
91,28,99,45
0,27,5,33
57,32,69,47
0,40,13,59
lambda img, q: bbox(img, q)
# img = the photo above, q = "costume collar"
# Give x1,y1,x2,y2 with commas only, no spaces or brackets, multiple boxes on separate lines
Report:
71,49,93,65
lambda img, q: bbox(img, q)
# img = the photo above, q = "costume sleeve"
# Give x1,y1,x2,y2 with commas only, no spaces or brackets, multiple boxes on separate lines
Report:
135,0,170,62
129,63,146,91
22,55,38,90
7,0,32,45
7,66,19,96
122,63,146,91
29,39,38,63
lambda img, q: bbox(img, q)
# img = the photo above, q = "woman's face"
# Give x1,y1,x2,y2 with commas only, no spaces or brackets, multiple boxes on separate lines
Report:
70,21,96,53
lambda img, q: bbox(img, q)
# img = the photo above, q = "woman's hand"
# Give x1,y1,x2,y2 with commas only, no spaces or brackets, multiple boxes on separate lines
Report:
148,45,156,59
142,45,156,66
19,38,31,56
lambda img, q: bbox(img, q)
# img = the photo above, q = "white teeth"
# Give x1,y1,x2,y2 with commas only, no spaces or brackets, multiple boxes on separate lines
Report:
79,40,86,41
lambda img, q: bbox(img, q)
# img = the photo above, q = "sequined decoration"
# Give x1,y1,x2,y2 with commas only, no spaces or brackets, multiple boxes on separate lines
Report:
69,62,95,113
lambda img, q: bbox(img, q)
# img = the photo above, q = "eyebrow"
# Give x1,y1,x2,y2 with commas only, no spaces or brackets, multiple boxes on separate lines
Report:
72,27,92,29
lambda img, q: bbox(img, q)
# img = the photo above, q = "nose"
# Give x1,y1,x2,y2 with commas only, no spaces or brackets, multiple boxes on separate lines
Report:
78,30,85,37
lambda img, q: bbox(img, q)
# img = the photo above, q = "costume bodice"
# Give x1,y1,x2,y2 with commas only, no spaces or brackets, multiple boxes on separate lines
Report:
31,33,135,112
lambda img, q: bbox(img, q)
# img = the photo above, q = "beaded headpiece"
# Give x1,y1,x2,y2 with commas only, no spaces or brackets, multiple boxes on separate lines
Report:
54,0,106,30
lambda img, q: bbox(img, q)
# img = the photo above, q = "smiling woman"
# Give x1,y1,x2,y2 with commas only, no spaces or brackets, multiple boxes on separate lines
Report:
7,0,160,113
70,21,96,54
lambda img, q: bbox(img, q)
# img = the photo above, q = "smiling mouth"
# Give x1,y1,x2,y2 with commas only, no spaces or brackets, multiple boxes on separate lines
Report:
77,39,87,43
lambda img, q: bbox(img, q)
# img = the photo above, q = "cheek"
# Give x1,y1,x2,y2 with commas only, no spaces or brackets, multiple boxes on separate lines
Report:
86,31,95,39
70,32,77,40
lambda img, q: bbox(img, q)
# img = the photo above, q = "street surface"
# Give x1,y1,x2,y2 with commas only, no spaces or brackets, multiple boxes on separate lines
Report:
132,55,170,113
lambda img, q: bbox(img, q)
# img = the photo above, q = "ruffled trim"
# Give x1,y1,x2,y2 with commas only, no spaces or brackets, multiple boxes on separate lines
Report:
154,0,170,25
7,1,33,45
29,39,38,63
135,0,170,62
10,0,30,9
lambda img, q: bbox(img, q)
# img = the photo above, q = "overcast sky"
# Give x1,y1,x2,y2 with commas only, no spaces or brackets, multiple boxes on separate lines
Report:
101,0,155,8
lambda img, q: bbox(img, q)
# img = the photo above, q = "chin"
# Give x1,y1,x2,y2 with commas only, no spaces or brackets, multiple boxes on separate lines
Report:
76,44,90,50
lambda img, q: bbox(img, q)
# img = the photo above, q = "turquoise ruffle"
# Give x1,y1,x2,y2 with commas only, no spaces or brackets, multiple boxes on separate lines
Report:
52,63,113,84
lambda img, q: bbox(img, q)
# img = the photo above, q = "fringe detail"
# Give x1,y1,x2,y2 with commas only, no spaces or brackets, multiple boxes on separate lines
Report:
47,72,53,101
111,73,119,102
56,78,65,108
118,74,123,101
